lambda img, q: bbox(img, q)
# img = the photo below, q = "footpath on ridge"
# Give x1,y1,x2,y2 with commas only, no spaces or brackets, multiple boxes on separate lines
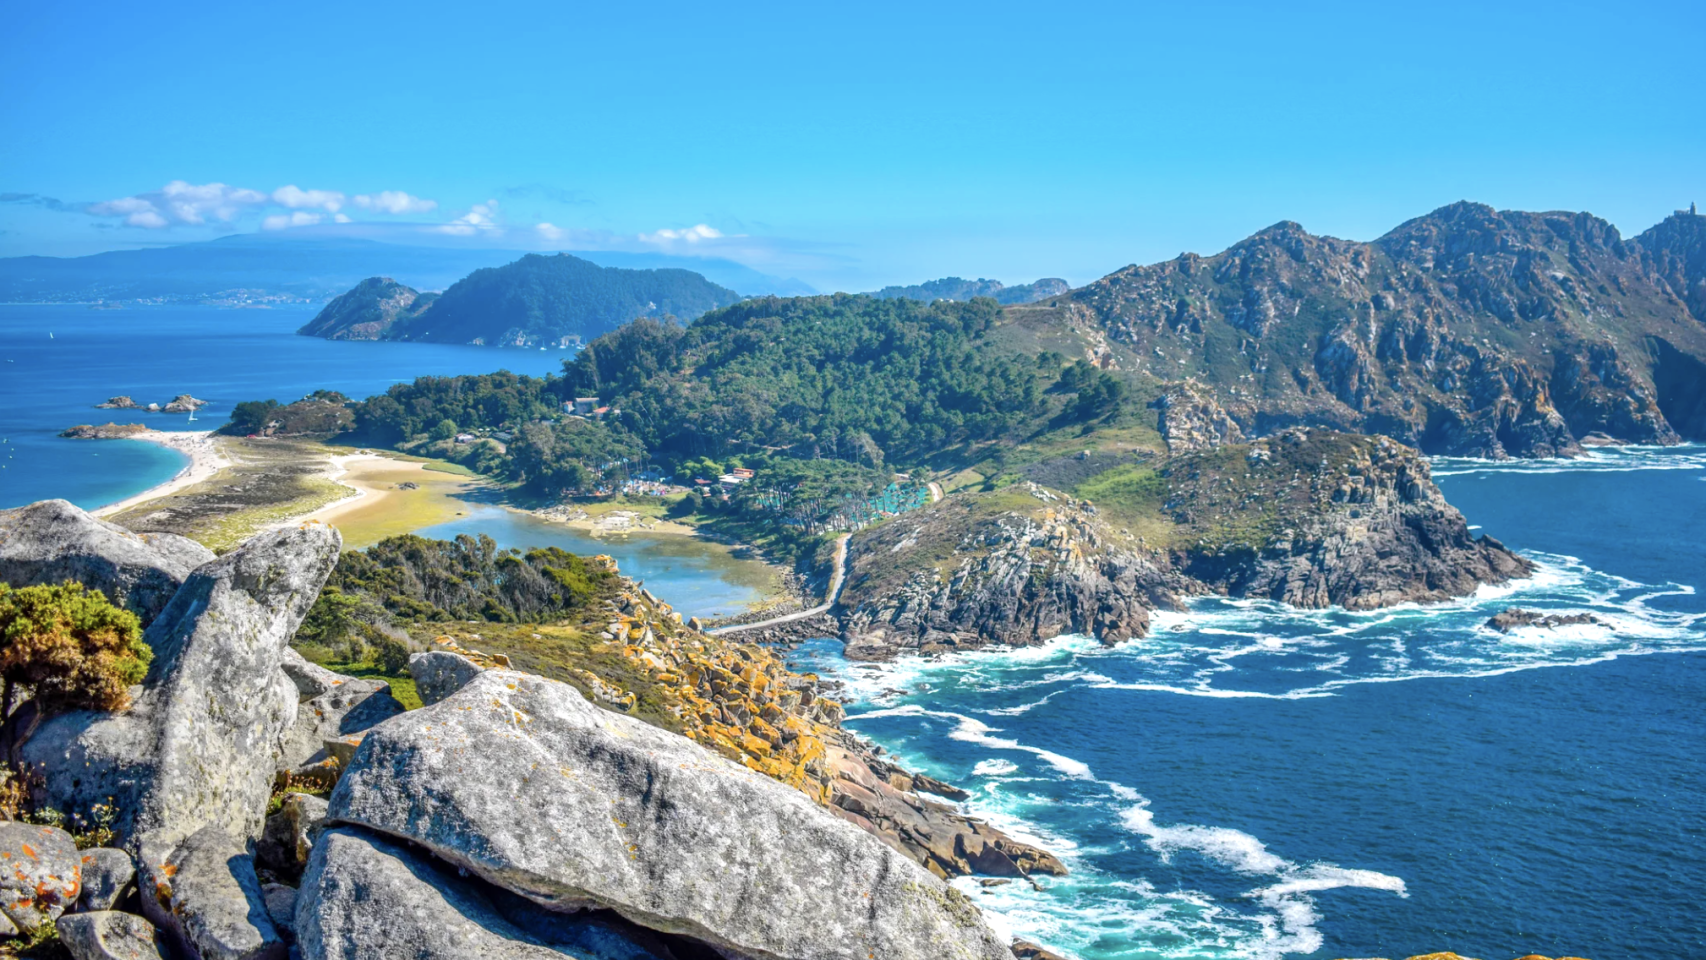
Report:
711,533,850,636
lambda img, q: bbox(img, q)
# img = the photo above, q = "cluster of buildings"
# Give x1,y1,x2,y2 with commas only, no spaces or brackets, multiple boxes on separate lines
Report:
565,397,615,419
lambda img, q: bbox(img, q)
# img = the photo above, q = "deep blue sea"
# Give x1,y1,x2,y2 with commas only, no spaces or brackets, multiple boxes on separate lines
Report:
793,447,1706,960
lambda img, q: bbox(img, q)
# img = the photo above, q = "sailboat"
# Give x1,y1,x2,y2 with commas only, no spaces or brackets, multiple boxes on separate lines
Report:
187,407,198,423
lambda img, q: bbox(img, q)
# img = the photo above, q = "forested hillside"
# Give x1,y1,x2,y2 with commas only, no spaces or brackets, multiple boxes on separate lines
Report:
299,253,742,347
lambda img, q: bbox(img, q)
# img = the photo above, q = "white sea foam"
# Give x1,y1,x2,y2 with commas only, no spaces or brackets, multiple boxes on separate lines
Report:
972,758,1019,776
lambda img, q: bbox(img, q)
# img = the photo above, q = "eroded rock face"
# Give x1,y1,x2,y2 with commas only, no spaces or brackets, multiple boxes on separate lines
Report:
0,499,214,624
837,486,1176,660
407,649,487,706
327,670,1015,960
76,847,136,913
277,668,404,769
297,828,685,960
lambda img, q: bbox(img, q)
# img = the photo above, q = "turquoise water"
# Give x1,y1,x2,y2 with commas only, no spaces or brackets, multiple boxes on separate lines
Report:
416,502,770,620
0,303,565,510
792,447,1706,960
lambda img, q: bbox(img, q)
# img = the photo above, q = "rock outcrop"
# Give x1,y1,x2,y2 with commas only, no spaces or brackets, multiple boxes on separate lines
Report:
60,423,149,439
56,910,169,960
16,519,339,960
1150,381,1243,453
1169,432,1533,609
1485,608,1600,633
0,499,214,624
327,669,1015,960
835,484,1175,659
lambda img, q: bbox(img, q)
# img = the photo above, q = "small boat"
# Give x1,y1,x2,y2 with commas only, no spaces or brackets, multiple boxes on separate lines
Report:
187,408,198,423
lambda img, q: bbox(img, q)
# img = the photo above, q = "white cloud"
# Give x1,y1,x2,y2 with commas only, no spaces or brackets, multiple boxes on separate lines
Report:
353,190,438,215
535,222,565,241
434,200,500,236
333,213,352,223
271,185,345,212
261,211,324,230
89,180,268,229
639,224,725,245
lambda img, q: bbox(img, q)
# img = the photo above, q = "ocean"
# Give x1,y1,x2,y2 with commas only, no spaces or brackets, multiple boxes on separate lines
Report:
791,447,1706,960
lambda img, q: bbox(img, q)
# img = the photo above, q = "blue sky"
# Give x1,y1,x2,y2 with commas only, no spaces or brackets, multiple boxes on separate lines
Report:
2,0,1701,291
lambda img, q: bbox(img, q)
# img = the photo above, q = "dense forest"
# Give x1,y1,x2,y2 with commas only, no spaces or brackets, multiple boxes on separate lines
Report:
236,294,1131,532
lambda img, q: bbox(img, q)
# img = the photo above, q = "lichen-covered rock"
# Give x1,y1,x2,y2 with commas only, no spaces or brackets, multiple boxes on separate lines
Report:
138,825,286,960
328,670,1015,960
407,649,486,706
76,847,136,913
296,827,683,960
0,499,213,624
21,524,341,850
56,910,168,960
0,822,81,933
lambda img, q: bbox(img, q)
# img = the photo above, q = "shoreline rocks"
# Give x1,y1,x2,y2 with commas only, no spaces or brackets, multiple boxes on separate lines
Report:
60,422,149,439
1485,608,1601,633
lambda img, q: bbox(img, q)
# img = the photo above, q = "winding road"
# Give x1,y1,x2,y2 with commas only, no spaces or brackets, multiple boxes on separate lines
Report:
709,533,851,636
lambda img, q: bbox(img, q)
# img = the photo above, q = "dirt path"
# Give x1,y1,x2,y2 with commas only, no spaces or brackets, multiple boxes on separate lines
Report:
709,533,851,635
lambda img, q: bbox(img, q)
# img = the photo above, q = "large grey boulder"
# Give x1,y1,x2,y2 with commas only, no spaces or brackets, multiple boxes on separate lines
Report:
407,649,485,706
76,847,137,912
56,910,169,960
0,822,81,933
0,499,214,624
328,671,1014,960
23,523,342,847
138,825,286,960
296,827,679,960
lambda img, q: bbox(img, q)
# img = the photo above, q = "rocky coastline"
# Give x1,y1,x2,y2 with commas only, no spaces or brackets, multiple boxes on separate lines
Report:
751,430,1531,661
59,422,148,439
96,394,208,414
0,498,1058,959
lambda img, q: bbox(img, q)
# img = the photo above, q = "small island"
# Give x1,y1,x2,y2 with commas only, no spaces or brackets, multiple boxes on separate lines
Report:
59,422,148,439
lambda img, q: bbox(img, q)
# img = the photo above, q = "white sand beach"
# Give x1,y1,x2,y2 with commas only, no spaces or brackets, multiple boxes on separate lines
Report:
93,430,232,518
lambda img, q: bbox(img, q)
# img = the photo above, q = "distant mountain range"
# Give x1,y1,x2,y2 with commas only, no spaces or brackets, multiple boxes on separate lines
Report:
300,254,742,347
867,276,1069,305
0,234,814,302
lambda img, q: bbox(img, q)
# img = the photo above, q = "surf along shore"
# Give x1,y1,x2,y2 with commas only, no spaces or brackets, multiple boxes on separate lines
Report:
89,430,794,612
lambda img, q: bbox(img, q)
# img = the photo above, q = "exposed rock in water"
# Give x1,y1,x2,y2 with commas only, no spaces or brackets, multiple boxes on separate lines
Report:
0,498,214,623
95,396,138,409
327,669,1015,960
60,422,148,439
1485,608,1601,633
1011,941,1071,960
162,394,207,413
